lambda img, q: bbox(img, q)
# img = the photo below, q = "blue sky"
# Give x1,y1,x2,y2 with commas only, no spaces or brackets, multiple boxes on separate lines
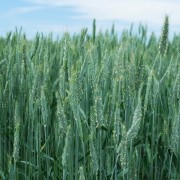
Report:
0,0,180,39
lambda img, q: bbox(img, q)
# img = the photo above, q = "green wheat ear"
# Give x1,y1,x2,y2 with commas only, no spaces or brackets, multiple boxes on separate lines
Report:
62,125,72,168
13,101,21,163
79,166,85,180
92,19,96,43
159,15,169,56
178,38,180,58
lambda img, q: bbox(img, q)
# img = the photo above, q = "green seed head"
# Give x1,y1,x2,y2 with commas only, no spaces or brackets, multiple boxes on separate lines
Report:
159,15,169,56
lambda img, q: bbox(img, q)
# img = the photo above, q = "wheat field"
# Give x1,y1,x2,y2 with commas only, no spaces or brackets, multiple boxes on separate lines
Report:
0,17,180,179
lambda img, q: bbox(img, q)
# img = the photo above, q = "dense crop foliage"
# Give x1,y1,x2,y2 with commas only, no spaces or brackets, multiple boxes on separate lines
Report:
0,17,180,179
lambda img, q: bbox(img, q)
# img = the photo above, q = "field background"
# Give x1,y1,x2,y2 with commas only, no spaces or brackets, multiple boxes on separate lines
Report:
0,17,180,179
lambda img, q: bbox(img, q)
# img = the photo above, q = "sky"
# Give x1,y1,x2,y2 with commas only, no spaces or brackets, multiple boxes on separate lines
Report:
0,0,180,39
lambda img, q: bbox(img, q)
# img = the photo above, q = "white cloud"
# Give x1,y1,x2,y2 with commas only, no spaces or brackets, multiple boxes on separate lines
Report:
1,6,43,18
26,0,180,26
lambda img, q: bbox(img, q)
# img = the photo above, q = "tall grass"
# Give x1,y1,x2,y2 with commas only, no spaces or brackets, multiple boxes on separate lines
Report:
0,16,180,179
